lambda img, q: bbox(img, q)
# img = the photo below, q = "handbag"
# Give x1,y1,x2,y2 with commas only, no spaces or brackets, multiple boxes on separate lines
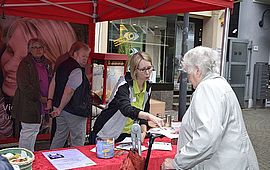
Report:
120,149,145,170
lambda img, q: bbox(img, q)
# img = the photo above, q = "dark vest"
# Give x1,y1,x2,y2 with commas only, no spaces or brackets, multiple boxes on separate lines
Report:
53,57,91,117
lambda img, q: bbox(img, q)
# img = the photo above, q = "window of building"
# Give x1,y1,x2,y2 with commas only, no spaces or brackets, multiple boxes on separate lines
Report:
108,15,202,86
108,16,167,83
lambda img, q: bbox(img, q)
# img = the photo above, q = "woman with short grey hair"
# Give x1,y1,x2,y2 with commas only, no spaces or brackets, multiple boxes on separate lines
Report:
181,46,220,77
162,46,259,170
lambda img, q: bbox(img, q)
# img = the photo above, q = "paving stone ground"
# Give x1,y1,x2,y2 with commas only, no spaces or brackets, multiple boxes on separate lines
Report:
242,108,270,170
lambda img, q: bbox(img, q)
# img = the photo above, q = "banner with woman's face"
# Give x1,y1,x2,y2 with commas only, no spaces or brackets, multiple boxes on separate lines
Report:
0,16,87,139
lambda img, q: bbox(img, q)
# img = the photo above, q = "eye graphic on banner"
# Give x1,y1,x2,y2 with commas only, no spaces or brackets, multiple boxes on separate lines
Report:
113,32,139,46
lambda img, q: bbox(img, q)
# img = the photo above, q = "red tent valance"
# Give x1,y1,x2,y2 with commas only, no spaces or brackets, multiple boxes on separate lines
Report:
1,0,233,24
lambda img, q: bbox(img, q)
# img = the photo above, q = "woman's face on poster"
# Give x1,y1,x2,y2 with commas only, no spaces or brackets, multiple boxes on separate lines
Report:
1,26,28,97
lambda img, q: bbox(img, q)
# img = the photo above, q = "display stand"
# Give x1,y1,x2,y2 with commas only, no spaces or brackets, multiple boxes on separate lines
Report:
92,53,128,104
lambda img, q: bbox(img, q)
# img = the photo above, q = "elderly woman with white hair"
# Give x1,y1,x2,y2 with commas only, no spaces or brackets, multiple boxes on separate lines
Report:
161,46,259,170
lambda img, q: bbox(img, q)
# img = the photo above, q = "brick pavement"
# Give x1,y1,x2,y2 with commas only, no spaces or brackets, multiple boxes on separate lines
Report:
242,108,270,170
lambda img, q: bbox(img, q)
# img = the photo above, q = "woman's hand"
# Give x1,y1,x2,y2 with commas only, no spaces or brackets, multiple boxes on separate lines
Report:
138,111,164,127
45,99,52,111
49,107,62,118
148,114,164,127
161,158,175,170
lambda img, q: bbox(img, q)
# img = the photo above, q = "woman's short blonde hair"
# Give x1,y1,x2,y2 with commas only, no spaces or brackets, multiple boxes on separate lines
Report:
129,51,152,80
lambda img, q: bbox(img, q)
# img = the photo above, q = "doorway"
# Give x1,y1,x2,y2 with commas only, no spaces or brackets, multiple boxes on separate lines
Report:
226,38,250,108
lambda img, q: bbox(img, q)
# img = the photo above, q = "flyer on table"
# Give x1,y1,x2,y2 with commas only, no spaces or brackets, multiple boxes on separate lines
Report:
43,149,96,170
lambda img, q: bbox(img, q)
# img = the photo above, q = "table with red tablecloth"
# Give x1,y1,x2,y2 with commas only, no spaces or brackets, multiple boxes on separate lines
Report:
33,138,176,170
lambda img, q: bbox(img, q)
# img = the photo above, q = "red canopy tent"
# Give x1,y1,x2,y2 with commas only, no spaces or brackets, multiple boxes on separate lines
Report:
1,0,233,51
1,0,233,24
0,0,233,143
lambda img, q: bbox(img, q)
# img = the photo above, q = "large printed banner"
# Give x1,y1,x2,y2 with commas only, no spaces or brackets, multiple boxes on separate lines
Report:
0,16,88,140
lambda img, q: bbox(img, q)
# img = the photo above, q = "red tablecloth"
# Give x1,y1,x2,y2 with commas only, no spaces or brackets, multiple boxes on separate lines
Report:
33,138,176,170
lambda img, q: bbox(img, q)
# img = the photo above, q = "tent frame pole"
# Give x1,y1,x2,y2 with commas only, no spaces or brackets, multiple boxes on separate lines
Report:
105,0,170,13
40,0,94,18
2,1,96,19
220,8,230,76
2,1,91,7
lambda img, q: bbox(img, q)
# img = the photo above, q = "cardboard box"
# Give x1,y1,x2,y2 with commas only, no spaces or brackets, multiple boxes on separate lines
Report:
149,99,165,117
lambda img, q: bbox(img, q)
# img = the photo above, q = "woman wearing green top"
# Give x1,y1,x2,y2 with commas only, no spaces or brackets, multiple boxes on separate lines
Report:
92,52,163,143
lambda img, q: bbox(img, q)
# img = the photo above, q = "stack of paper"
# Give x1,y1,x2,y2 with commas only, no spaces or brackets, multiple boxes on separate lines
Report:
115,143,148,151
148,127,179,139
118,137,132,144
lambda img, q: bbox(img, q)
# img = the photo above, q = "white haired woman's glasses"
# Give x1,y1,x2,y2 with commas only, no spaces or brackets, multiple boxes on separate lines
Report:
137,66,154,74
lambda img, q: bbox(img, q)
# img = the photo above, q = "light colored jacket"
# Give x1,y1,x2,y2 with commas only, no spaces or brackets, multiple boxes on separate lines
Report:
174,73,259,170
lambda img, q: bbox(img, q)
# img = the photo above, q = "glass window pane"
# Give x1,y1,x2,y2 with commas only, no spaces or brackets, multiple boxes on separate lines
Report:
108,16,167,83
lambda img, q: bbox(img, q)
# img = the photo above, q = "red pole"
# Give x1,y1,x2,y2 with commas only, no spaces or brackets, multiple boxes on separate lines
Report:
87,20,95,139
88,21,95,87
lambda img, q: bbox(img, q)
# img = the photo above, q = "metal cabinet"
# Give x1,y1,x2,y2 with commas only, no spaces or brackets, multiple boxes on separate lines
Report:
253,62,270,107
226,38,250,108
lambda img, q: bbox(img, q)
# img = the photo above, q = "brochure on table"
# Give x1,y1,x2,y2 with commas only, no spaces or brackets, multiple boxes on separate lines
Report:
148,127,179,139
43,149,96,170
118,137,132,144
151,142,172,151
116,143,148,151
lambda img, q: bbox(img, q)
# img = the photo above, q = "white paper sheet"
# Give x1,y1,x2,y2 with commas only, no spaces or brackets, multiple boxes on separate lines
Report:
150,142,172,151
148,127,179,139
115,143,148,151
118,137,132,144
42,149,96,170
